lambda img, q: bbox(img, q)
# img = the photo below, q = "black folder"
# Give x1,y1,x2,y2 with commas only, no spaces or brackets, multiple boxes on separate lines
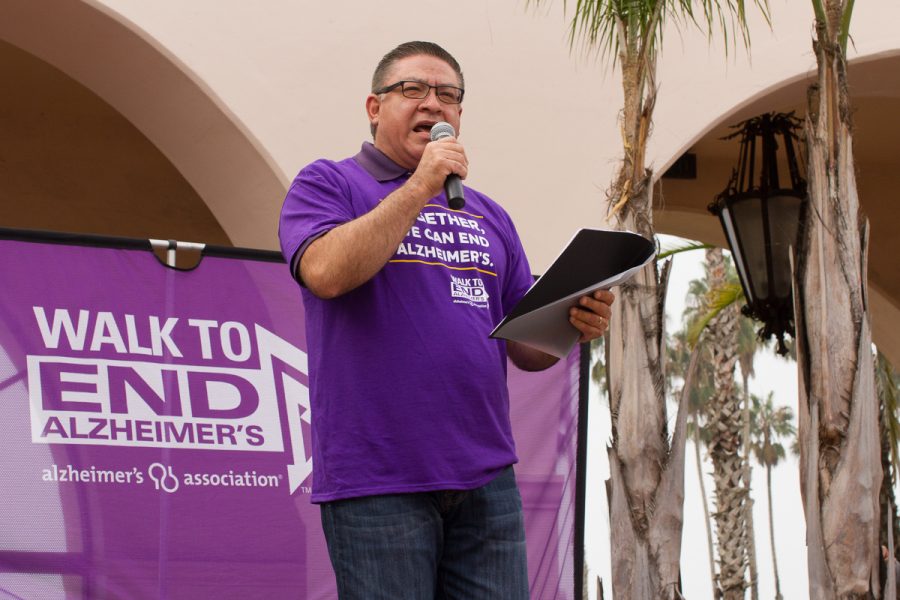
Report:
490,229,656,358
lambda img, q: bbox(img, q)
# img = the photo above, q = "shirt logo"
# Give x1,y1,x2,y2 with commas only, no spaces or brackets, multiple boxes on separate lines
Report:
450,275,489,308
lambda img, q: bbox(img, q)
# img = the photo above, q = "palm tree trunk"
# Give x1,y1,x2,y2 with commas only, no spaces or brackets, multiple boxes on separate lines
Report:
704,248,748,599
742,373,759,600
606,34,686,600
694,423,720,597
795,2,882,597
766,464,783,600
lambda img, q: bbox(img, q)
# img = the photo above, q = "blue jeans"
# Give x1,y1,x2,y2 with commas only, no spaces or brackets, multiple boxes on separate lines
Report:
319,466,529,600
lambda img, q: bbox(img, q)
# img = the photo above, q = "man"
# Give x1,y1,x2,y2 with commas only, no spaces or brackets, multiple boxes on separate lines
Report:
279,41,613,599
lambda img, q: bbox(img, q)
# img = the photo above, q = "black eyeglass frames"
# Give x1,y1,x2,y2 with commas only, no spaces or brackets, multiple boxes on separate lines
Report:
374,80,464,104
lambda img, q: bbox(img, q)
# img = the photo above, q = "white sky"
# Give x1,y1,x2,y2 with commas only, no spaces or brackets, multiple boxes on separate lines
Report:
583,234,808,598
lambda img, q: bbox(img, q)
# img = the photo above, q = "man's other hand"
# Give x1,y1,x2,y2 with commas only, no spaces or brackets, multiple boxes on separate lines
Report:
569,289,615,343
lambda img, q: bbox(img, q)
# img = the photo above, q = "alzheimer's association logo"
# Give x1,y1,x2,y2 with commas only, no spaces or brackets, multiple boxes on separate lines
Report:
450,275,489,308
27,307,313,493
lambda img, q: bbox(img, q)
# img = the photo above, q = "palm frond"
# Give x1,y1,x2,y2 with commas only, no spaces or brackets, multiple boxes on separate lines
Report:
565,0,621,60
533,0,769,66
657,241,712,260
839,0,855,54
749,391,796,466
686,282,744,347
811,0,827,30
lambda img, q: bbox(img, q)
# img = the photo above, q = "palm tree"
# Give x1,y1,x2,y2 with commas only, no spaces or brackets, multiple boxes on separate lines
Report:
677,249,759,599
794,1,883,595
703,247,749,600
668,324,718,596
749,392,796,600
668,249,767,599
720,257,766,600
527,2,768,595
736,310,762,600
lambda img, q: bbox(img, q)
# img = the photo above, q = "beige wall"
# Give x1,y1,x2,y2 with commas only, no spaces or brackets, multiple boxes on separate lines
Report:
89,0,900,267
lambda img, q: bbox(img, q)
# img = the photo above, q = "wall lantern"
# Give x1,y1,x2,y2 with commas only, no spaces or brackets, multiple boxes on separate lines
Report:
708,113,807,355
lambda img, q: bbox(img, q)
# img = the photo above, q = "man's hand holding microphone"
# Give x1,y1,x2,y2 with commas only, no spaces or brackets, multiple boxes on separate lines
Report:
408,122,467,210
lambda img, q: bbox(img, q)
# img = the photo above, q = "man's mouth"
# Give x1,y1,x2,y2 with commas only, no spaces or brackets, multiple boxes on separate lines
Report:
413,122,437,134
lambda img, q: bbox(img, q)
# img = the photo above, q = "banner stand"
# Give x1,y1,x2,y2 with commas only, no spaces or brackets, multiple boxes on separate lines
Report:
148,239,206,271
575,341,591,599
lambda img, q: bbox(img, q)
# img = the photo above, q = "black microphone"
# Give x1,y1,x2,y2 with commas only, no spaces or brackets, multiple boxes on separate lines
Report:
429,122,465,210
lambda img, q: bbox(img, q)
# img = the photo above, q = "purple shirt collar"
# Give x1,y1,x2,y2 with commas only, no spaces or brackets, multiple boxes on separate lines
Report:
353,142,410,182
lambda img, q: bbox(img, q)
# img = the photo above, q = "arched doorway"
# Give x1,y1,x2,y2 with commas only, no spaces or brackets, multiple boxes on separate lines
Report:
653,51,900,364
0,0,286,249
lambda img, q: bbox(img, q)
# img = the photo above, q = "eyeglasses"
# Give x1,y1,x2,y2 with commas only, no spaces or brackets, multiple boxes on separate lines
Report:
374,80,465,105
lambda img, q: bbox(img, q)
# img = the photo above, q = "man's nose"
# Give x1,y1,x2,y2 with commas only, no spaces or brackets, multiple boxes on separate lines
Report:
418,88,443,110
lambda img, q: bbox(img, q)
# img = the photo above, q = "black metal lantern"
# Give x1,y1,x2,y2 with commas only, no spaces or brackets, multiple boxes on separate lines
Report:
708,113,807,355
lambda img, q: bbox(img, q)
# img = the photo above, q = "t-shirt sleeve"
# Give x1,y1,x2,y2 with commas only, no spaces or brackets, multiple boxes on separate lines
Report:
278,161,354,281
499,213,535,314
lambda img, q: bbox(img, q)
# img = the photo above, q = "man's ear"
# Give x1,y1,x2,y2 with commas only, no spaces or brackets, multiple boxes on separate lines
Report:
365,94,380,133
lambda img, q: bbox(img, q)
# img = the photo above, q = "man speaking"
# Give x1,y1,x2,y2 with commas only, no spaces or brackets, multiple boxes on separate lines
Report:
279,41,613,599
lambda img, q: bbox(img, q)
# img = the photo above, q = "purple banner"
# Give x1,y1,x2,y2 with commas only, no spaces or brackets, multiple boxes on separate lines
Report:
0,238,579,599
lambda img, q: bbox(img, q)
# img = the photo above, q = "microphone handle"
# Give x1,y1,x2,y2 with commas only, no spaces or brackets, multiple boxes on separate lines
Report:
445,174,465,210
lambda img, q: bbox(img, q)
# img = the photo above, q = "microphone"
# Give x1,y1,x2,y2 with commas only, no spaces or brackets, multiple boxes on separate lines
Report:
429,122,465,210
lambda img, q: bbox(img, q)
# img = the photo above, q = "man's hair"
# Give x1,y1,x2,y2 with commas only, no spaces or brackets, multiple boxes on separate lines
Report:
369,42,464,138
371,41,465,92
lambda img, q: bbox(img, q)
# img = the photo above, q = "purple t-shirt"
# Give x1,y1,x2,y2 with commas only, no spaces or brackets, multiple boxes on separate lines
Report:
278,142,534,503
